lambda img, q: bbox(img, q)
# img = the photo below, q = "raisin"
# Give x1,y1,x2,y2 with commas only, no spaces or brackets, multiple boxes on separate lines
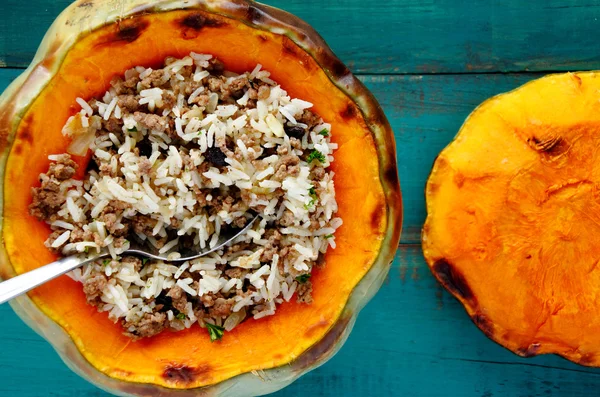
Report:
284,125,305,139
205,146,228,167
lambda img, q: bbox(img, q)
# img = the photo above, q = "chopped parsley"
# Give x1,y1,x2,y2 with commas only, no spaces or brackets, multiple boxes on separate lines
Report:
102,259,111,266
306,150,326,164
142,258,149,265
308,186,316,196
176,313,186,320
206,323,225,342
84,247,89,254
127,127,138,132
324,234,334,239
304,198,316,210
296,274,311,284
318,128,329,137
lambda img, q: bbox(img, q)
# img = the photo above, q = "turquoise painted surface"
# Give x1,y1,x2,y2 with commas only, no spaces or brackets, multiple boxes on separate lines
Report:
1,0,599,396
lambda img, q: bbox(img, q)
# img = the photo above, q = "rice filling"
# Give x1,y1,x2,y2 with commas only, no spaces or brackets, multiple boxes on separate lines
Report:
29,53,341,340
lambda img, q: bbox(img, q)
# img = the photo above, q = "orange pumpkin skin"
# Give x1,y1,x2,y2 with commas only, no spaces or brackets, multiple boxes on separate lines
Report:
423,72,600,366
0,0,402,395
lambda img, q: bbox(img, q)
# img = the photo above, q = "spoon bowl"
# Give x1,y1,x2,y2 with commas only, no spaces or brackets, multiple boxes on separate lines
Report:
0,215,259,305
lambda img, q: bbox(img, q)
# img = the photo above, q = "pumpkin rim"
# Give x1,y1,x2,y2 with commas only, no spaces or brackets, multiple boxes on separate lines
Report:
0,0,402,394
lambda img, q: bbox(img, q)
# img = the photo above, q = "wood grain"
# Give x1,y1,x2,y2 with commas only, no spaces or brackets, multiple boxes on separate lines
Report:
2,0,600,73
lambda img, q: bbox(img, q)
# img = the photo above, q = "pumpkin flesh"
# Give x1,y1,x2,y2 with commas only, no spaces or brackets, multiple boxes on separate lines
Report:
3,10,387,388
423,72,600,365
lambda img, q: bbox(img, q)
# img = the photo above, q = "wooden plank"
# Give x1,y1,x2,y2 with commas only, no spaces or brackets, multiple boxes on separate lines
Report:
2,0,600,73
3,246,600,396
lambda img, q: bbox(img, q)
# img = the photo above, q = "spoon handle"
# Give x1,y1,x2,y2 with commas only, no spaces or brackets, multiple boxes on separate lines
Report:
0,255,93,305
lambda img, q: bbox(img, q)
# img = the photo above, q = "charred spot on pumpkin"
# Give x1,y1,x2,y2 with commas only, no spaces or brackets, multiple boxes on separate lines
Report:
453,172,465,188
304,319,329,339
340,104,358,121
472,313,493,337
19,129,33,144
297,317,349,370
578,352,597,365
258,34,268,42
178,12,224,30
516,343,541,358
330,59,350,79
13,144,23,155
282,37,298,56
527,135,567,156
383,165,399,188
78,1,93,7
163,364,210,384
116,19,150,43
370,205,385,230
246,5,264,24
432,259,475,302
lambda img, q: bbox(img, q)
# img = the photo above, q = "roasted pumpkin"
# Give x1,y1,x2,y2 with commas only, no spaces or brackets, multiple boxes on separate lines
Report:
0,0,401,394
423,72,600,366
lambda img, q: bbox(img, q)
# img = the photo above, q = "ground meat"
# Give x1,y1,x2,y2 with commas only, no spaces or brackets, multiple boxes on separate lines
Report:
311,166,326,181
138,157,152,175
139,70,165,90
297,109,321,128
296,280,313,304
190,93,210,106
201,293,216,308
103,117,121,133
102,212,117,230
47,154,78,180
117,95,140,112
111,76,138,95
133,112,167,132
227,76,249,98
278,210,295,227
257,85,270,100
131,215,156,235
99,162,116,177
166,286,188,313
225,267,248,279
29,185,65,221
124,312,167,339
207,58,225,74
121,256,143,272
286,139,300,152
273,154,301,181
260,229,282,262
207,76,224,93
209,298,234,318
82,274,107,304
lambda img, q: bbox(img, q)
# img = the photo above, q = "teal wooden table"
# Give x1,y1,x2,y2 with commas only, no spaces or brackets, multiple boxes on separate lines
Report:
2,1,600,395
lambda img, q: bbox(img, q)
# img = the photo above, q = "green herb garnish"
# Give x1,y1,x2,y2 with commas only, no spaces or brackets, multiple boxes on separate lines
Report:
318,129,329,137
308,186,316,196
206,323,225,342
84,247,89,253
176,313,186,320
306,150,326,164
295,274,311,284
324,234,334,239
304,198,316,210
142,258,149,265
102,259,111,266
128,127,138,132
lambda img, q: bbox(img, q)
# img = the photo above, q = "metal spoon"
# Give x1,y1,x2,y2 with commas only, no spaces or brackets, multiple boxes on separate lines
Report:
0,215,258,305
